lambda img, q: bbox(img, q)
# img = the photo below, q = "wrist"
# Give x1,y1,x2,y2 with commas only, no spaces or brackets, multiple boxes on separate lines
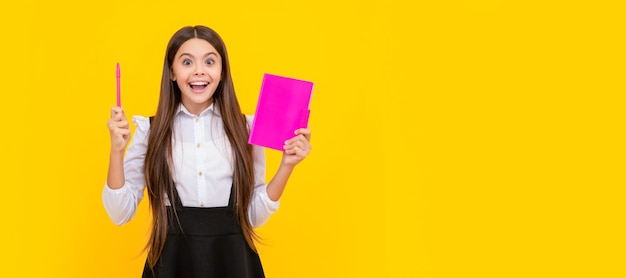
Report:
110,149,125,159
278,162,295,172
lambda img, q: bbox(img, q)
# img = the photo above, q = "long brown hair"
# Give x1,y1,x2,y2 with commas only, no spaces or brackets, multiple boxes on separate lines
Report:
144,25,257,269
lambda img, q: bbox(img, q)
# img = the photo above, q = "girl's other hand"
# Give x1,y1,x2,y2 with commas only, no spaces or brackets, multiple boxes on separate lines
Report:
282,128,312,167
107,106,130,153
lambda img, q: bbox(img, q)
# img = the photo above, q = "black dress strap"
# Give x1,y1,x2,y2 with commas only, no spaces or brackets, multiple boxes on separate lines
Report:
167,184,235,209
169,184,185,209
143,114,264,277
227,186,235,208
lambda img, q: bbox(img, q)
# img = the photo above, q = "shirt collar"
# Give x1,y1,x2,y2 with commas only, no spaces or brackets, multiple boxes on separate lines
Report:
177,102,221,118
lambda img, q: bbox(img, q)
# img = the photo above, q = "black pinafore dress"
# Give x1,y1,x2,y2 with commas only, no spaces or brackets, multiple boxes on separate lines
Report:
142,187,265,278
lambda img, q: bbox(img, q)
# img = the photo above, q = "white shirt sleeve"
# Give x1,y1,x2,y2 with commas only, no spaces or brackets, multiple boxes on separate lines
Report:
246,116,280,228
102,116,150,226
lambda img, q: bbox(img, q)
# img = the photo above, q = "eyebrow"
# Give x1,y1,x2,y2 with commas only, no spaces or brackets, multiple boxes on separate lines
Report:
179,52,218,59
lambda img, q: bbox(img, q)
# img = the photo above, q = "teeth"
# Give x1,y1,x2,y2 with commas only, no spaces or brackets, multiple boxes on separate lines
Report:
190,82,208,85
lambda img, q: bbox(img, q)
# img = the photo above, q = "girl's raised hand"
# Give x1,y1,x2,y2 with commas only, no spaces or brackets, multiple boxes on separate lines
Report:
282,128,312,167
107,106,130,153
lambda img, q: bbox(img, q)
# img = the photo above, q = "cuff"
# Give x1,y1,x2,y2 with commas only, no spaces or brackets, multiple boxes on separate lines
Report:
103,183,128,195
259,185,280,212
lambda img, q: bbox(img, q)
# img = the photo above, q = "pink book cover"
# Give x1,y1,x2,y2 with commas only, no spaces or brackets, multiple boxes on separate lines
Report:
249,73,314,151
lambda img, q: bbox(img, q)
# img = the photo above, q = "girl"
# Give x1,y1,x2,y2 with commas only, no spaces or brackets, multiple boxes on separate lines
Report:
103,25,311,278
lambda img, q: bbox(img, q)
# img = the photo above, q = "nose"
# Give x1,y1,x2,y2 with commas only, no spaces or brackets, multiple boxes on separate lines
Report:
193,65,206,76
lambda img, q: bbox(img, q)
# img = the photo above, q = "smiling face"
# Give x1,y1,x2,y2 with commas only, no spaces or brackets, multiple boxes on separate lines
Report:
170,38,222,115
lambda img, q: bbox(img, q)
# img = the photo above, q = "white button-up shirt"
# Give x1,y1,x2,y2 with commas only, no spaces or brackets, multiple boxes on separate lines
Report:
102,104,279,227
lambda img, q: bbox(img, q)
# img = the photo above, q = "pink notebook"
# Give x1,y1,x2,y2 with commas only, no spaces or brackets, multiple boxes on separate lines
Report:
249,73,314,151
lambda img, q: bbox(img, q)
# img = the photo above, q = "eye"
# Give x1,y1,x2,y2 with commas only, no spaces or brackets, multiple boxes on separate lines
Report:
183,59,192,65
206,59,215,65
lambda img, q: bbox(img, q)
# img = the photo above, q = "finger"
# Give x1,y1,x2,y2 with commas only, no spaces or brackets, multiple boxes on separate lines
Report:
114,115,127,124
283,146,296,155
111,106,123,118
111,106,126,121
285,134,308,145
114,111,127,122
283,143,294,152
285,130,309,144
285,139,309,152
110,121,130,132
109,119,128,129
111,129,130,138
115,123,130,130
295,128,311,141
287,135,311,149
288,146,308,158
284,137,306,148
116,120,130,129
114,125,130,134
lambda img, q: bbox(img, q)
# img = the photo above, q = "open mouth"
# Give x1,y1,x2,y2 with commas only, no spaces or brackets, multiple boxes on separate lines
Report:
189,81,209,93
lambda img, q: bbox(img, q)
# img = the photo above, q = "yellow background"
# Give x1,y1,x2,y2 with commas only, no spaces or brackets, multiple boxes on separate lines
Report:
1,0,624,277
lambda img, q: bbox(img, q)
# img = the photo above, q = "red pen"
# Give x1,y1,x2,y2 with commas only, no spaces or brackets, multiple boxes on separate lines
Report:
116,63,121,107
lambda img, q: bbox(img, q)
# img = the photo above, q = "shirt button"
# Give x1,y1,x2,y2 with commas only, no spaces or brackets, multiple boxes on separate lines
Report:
200,202,205,207
197,143,201,148
195,118,199,123
198,171,203,176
